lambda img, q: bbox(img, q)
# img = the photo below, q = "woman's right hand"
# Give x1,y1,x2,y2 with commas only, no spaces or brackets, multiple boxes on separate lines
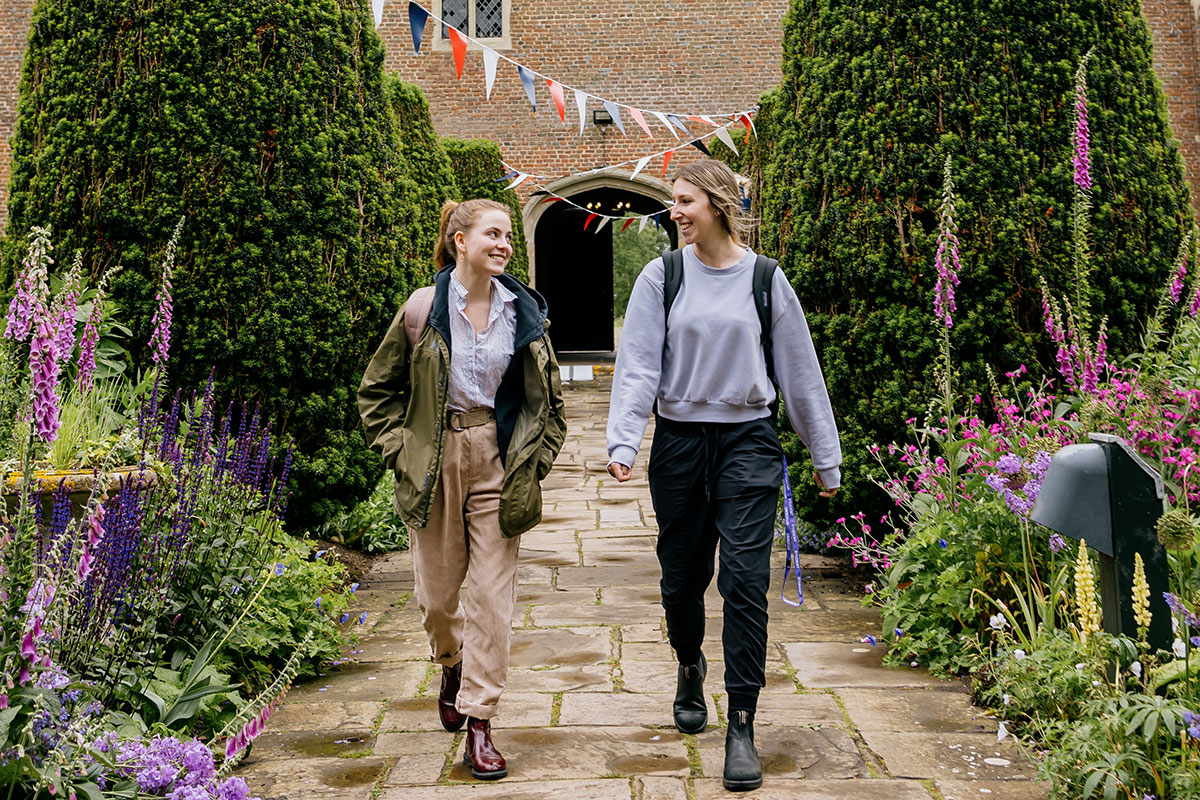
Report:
607,462,632,482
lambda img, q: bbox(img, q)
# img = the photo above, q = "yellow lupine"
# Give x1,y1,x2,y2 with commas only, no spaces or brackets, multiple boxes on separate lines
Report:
1074,538,1102,643
1132,552,1152,637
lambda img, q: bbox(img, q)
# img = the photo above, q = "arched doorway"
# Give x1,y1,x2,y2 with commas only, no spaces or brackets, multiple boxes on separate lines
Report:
526,175,676,353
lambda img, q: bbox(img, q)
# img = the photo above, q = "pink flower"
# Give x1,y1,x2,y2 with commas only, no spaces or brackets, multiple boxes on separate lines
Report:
29,313,62,442
149,219,184,366
21,631,35,661
1073,58,1092,192
933,157,962,328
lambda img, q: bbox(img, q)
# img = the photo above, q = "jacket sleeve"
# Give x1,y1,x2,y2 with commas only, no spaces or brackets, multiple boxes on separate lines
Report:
357,304,410,471
537,327,568,481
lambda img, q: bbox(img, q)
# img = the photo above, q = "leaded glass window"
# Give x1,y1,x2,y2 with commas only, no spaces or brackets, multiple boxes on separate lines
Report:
439,0,506,43
475,0,503,38
441,0,467,38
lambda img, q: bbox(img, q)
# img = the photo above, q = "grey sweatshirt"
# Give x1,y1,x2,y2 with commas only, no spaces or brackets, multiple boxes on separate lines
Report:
606,246,843,489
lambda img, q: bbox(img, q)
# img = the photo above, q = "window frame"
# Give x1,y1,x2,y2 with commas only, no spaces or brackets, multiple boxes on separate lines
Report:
434,0,512,52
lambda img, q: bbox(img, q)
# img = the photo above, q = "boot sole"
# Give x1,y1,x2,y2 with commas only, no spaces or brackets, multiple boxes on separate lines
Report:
722,776,763,791
440,713,466,732
463,752,508,780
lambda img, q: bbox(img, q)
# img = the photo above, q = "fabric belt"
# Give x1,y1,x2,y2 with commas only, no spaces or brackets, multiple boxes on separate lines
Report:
447,407,495,431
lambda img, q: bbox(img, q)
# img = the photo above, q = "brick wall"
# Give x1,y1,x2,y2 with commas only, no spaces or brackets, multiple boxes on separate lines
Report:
1,1,1200,234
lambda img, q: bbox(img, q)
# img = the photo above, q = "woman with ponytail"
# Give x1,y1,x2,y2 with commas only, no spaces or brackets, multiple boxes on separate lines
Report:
359,198,567,780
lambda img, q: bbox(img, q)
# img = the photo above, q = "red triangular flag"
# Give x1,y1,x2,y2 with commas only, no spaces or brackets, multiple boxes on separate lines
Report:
658,149,674,178
628,107,654,140
739,114,753,144
447,27,467,80
539,196,563,206
547,80,566,124
620,217,636,233
583,212,598,231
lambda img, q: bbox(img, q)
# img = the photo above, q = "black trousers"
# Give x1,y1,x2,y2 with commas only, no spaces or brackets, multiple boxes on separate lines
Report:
647,414,782,714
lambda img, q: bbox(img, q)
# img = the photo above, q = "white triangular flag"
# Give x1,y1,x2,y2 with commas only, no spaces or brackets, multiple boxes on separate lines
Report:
714,126,739,155
575,90,588,136
630,155,652,180
638,215,649,233
594,216,612,234
652,111,679,140
372,0,384,28
483,48,500,100
505,173,529,190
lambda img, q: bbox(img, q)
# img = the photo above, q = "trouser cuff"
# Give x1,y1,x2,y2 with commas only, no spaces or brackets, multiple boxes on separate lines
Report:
456,698,499,720
726,691,759,715
432,649,463,668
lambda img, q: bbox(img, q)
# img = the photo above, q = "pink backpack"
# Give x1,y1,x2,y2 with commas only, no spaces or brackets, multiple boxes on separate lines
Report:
403,286,436,355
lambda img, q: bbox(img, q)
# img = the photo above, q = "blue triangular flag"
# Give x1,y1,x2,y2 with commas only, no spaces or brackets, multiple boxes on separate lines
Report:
518,65,537,111
408,2,430,55
602,100,627,136
666,114,692,137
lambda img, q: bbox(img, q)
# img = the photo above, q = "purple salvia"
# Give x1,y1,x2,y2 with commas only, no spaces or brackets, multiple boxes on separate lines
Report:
148,218,184,366
933,156,962,329
1072,55,1093,192
251,431,271,491
5,226,53,342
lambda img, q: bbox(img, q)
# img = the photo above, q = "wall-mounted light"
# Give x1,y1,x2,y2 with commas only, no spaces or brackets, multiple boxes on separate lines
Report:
592,109,614,126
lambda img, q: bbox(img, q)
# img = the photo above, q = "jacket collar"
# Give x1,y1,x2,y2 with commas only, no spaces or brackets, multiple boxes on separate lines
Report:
429,265,548,351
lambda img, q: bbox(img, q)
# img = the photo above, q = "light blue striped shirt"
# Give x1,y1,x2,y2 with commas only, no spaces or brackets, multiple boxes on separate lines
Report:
448,273,517,411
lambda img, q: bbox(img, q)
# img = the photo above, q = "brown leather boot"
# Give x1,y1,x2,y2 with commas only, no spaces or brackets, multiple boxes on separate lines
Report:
438,663,466,732
463,716,507,780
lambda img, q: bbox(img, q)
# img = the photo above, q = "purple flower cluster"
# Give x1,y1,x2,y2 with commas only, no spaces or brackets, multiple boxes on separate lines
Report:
933,157,962,329
984,450,1052,517
1184,710,1200,740
1170,249,1189,306
149,219,183,366
99,735,257,799
1164,592,1200,629
4,227,52,342
1072,57,1092,192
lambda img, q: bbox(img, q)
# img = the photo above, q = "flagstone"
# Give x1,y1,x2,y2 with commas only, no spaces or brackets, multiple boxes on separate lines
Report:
695,725,867,779
352,632,431,663
621,660,795,694
520,529,582,547
267,700,382,733
556,564,663,588
584,550,659,567
557,691,714,727
691,778,934,799
581,535,656,552
506,664,614,692
578,526,659,538
636,776,689,800
244,728,375,761
371,731,457,754
447,726,690,780
288,661,427,701
376,778,634,799
715,693,845,727
621,622,667,642
376,753,451,786
860,731,1038,780
603,586,663,606
379,692,554,731
510,627,613,668
532,602,663,627
520,547,581,567
240,756,387,800
937,778,1051,799
518,564,555,585
838,687,997,734
517,587,597,606
619,642,675,661
782,642,950,689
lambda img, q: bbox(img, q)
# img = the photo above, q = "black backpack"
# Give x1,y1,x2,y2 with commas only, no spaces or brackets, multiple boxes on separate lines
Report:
660,248,782,419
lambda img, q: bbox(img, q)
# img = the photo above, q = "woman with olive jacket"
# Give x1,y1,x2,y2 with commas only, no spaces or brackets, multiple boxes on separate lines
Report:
359,198,567,781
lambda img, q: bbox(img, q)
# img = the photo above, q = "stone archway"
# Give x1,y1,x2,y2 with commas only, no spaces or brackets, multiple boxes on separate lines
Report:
524,172,676,353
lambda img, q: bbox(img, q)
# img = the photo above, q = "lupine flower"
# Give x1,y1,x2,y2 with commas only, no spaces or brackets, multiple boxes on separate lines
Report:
1074,539,1102,643
1132,552,1151,636
1072,55,1092,192
933,156,962,328
149,218,184,366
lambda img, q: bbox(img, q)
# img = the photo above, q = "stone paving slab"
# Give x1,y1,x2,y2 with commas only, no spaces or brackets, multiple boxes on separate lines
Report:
937,778,1051,799
380,692,554,731
376,752,452,786
603,586,663,605
243,728,374,761
557,691,715,727
715,693,845,727
372,730,458,754
506,664,614,692
691,778,935,799
782,642,948,689
448,726,690,780
240,756,386,800
510,627,612,667
556,564,663,588
839,687,995,734
352,632,430,663
531,602,664,626
861,731,1037,781
621,659,796,694
377,778,634,799
636,776,688,800
695,725,869,780
266,700,382,732
287,661,427,701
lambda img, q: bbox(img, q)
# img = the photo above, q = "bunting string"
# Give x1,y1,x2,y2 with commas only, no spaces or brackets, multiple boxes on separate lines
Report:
402,1,759,128
514,175,673,232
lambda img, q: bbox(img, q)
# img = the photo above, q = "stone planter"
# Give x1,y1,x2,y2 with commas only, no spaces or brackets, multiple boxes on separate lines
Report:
2,466,157,522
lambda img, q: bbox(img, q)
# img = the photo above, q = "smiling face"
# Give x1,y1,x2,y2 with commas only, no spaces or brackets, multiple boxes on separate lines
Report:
670,178,723,247
454,209,513,277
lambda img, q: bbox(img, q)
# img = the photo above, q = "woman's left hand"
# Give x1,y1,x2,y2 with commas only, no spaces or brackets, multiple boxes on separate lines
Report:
813,471,838,498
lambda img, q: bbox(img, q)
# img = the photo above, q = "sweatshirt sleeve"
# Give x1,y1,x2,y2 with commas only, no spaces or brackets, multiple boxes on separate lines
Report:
606,258,667,468
770,270,843,489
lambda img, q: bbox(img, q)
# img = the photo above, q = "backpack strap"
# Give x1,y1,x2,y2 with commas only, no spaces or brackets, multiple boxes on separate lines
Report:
662,248,684,323
753,254,778,381
403,285,436,357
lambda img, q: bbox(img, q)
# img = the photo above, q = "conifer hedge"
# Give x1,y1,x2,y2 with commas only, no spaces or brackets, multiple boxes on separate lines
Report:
756,0,1193,524
6,0,422,527
441,138,530,281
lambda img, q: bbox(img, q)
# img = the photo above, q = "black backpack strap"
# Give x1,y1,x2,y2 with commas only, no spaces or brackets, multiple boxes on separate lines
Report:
754,255,781,419
662,249,684,325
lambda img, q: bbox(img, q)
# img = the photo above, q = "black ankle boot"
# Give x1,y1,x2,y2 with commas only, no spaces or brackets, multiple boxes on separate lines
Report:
672,651,707,733
723,710,762,791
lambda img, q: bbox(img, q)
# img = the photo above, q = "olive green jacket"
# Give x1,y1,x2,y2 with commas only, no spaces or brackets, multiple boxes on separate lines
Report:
357,267,567,537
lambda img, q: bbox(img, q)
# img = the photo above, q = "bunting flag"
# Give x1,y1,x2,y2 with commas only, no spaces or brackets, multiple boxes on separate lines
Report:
628,107,654,140
575,89,588,136
653,111,680,141
620,218,636,233
594,216,612,234
666,114,692,138
638,215,649,233
738,113,753,143
601,100,627,136
504,173,530,190
714,126,738,155
689,139,711,156
518,65,537,110
583,212,598,231
483,48,500,98
373,0,384,28
447,27,467,79
408,2,429,54
659,149,674,178
630,154,652,180
548,80,566,124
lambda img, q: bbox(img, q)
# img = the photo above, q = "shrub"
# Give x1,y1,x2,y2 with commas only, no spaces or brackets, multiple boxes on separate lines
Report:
759,0,1193,527
441,138,530,282
5,0,421,528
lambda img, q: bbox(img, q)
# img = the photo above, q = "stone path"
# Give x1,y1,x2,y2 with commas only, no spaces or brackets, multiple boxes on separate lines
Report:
238,376,1048,799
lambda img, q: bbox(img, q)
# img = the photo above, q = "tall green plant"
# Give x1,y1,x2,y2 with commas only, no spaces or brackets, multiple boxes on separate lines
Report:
5,0,420,527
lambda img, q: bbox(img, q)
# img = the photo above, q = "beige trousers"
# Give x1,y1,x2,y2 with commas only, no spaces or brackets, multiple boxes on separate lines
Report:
410,420,521,719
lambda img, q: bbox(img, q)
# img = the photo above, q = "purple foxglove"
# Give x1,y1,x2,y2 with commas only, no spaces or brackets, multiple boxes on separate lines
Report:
5,227,53,342
50,254,83,362
21,631,35,660
1171,252,1188,305
933,157,962,328
149,218,183,365
1191,284,1200,318
1072,56,1093,192
29,313,62,442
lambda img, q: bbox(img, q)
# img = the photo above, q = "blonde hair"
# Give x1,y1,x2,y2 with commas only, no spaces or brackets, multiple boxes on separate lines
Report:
671,160,752,246
434,198,513,270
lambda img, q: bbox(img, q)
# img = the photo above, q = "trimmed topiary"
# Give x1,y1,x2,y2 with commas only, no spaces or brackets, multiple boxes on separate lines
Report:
6,0,422,528
441,137,530,282
756,0,1193,525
